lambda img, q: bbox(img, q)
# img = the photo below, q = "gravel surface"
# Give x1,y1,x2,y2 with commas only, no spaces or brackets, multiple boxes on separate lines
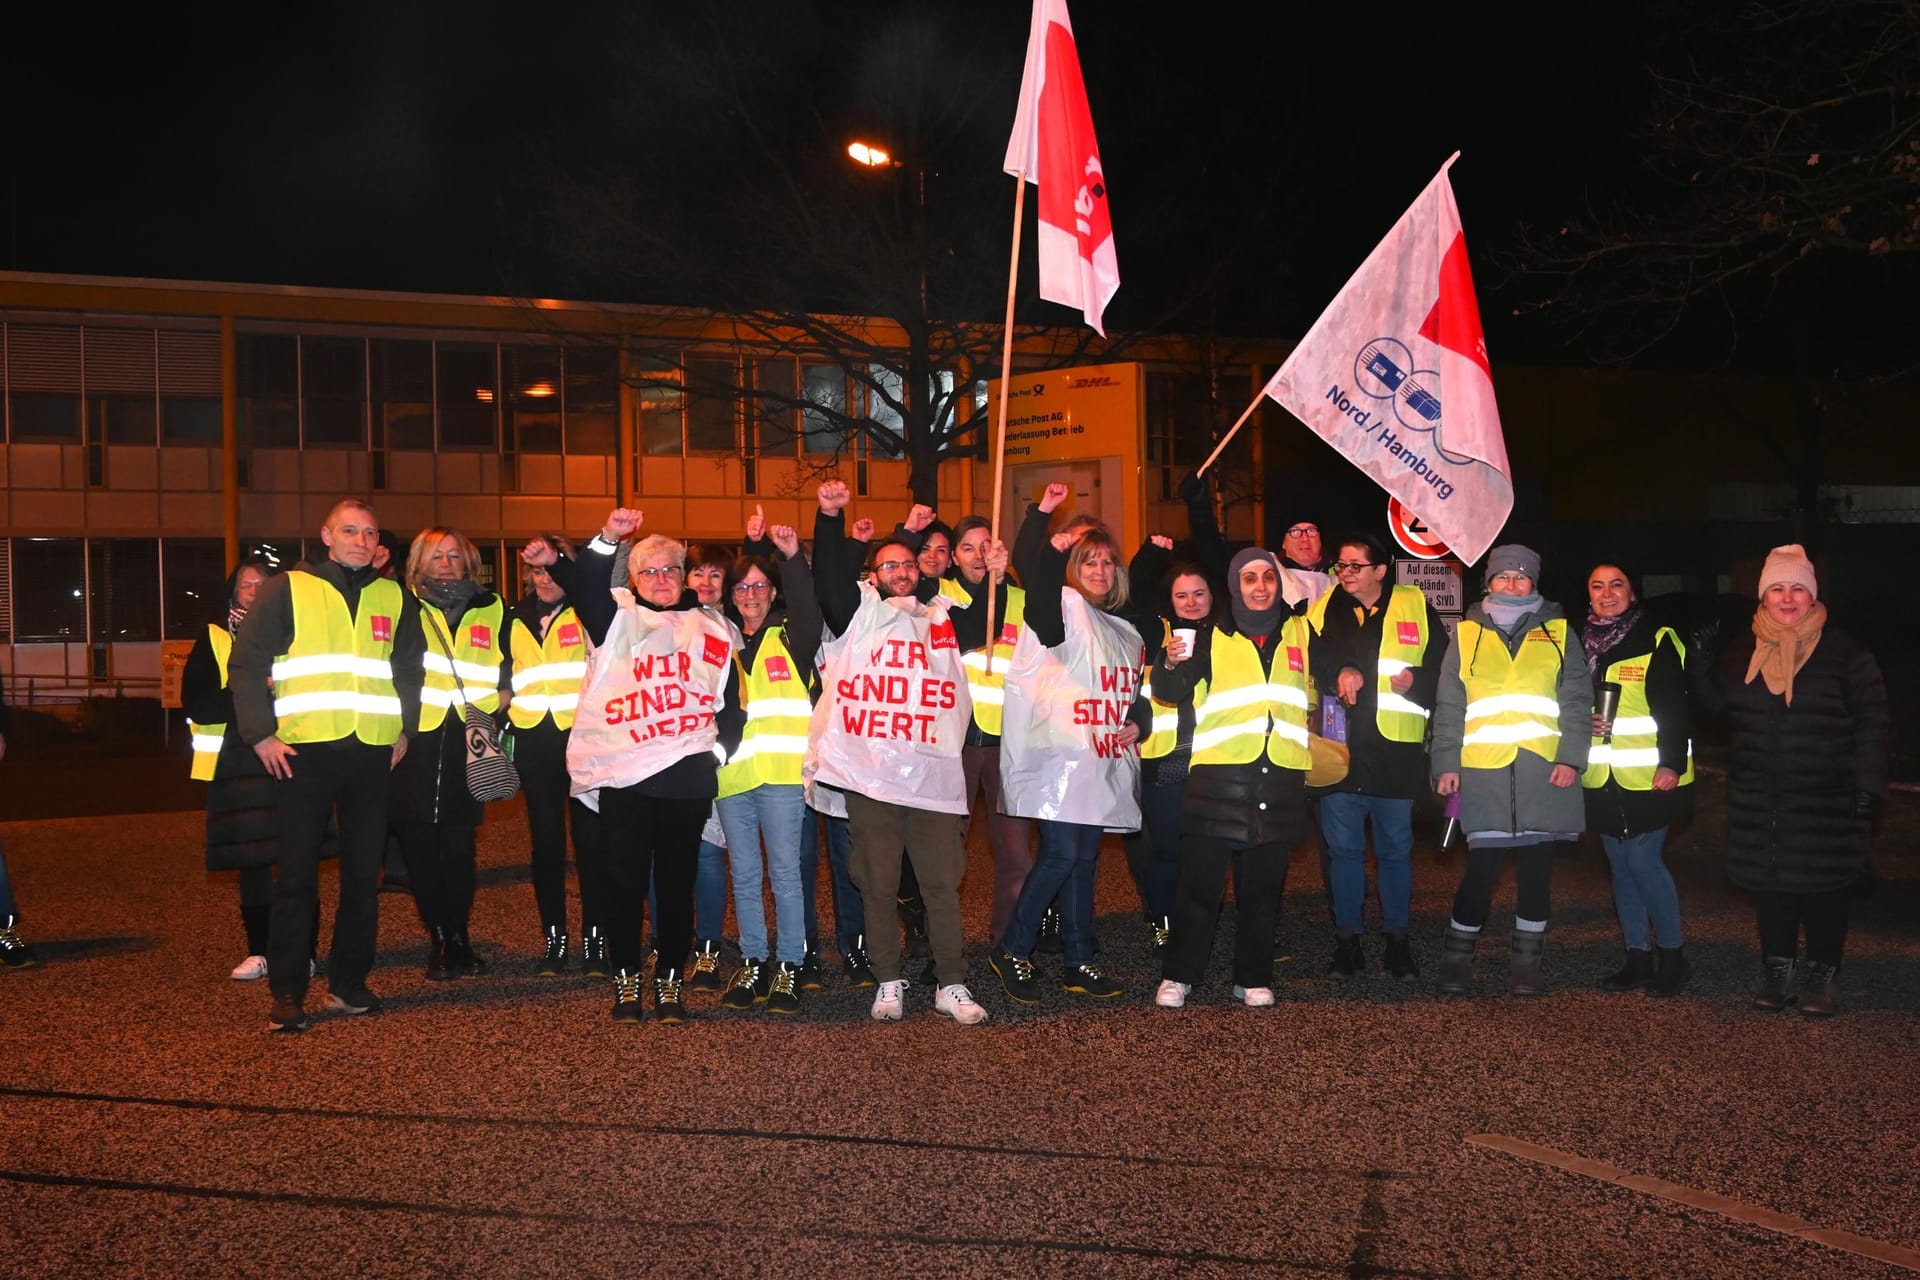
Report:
0,779,1915,1278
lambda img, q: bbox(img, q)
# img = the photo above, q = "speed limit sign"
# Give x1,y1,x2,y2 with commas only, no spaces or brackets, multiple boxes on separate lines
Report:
1387,497,1450,559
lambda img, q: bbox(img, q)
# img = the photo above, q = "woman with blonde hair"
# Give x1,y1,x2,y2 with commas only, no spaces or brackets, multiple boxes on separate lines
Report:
392,526,511,980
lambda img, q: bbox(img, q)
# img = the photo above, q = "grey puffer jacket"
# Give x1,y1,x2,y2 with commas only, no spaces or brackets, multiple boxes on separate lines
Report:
1430,598,1592,844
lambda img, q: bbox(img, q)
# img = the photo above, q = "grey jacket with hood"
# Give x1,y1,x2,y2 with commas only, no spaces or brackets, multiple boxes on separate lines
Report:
1429,597,1592,843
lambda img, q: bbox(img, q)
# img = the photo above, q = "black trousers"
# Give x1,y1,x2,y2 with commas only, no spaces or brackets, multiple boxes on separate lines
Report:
515,719,608,935
399,820,477,935
1164,836,1289,990
238,865,316,957
268,740,391,1002
597,785,707,975
1755,888,1851,968
1450,843,1555,929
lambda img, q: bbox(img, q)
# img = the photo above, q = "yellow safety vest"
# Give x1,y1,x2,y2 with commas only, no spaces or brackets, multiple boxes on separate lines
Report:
1140,618,1183,759
716,628,812,798
1457,616,1568,769
1190,618,1312,770
1306,584,1433,744
943,577,1025,737
507,606,589,731
188,623,231,781
1583,627,1694,790
419,598,504,732
271,573,404,747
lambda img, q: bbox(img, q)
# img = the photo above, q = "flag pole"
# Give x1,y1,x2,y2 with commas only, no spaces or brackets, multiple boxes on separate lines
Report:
982,175,1029,678
1194,383,1267,478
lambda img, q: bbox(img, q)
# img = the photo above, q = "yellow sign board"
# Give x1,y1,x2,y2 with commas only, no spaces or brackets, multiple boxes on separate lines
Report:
983,362,1148,551
159,639,197,710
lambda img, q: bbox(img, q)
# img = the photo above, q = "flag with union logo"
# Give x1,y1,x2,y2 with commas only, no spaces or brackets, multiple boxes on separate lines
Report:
1263,155,1512,565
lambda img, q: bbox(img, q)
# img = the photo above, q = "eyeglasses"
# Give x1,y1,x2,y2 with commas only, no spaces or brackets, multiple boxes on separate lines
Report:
1331,561,1377,574
875,559,916,574
634,566,683,581
731,582,771,597
1286,525,1320,538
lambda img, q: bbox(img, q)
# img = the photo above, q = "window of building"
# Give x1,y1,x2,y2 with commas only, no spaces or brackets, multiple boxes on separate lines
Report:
161,399,222,444
857,363,905,457
750,357,799,457
238,333,299,448
1146,371,1209,500
89,539,161,643
372,339,434,451
161,538,229,640
685,357,739,454
6,324,82,443
84,328,158,446
302,336,367,447
504,345,563,455
635,353,684,457
801,362,847,458
563,345,618,456
12,538,87,640
437,343,498,450
159,330,223,444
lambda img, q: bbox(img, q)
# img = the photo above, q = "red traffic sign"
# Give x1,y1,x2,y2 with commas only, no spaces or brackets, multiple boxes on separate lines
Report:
1388,497,1450,559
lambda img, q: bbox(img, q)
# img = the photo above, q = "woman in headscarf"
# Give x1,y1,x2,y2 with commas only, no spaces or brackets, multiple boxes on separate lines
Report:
1431,544,1592,997
182,556,316,980
1704,545,1888,1017
392,527,511,980
1149,547,1315,1009
1577,560,1694,996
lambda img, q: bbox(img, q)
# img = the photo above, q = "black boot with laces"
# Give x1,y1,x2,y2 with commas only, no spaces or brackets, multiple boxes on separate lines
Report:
535,926,568,977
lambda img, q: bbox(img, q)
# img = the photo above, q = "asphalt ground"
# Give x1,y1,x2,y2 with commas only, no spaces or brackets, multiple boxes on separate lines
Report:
1,778,1916,1278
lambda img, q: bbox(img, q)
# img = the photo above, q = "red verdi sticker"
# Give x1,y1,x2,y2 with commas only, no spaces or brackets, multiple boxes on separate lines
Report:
766,655,793,682
999,622,1020,646
930,620,958,651
469,624,492,650
370,615,392,643
1287,646,1304,673
702,634,730,667
1397,621,1421,646
558,622,582,648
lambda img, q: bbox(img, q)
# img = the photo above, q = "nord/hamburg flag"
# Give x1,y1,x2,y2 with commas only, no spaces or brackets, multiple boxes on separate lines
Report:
1263,155,1513,565
1003,0,1119,335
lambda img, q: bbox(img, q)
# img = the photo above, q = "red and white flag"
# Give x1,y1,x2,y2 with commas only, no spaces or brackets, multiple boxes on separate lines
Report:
1263,155,1513,565
1003,0,1118,335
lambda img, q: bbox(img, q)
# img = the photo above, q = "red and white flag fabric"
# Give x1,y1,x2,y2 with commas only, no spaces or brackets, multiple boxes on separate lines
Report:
1003,0,1119,335
1263,155,1513,565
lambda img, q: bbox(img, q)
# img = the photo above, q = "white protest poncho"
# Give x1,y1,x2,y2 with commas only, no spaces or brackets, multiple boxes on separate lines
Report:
806,583,972,815
566,589,738,810
999,589,1144,831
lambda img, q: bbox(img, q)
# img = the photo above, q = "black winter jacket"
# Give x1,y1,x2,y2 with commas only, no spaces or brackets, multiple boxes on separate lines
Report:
1576,613,1694,838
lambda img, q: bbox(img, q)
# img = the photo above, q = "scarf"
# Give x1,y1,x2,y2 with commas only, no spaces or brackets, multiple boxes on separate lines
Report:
1228,548,1287,637
1581,602,1642,678
1482,591,1543,637
227,605,248,635
1745,600,1827,706
419,576,481,614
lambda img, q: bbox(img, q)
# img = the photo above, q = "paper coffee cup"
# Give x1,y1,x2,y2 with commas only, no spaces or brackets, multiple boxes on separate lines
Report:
1172,627,1197,655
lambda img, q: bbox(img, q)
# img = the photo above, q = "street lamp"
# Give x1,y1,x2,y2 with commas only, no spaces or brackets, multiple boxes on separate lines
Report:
846,141,894,169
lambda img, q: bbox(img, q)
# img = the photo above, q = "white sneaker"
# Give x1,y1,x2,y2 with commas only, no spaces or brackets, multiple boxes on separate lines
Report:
871,978,908,1021
934,983,989,1025
1232,985,1275,1007
230,954,269,981
1155,979,1191,1008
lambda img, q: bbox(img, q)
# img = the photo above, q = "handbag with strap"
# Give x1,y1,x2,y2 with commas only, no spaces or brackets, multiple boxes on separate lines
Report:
425,607,521,803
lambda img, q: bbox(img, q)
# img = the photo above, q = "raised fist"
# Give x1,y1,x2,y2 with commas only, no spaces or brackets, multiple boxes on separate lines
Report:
904,504,935,534
521,537,558,568
601,508,643,542
770,524,800,558
850,517,875,543
1150,534,1173,550
1039,482,1070,514
817,480,851,516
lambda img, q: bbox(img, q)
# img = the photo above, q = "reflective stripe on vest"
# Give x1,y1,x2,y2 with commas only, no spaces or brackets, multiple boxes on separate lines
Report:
1189,619,1312,770
1139,619,1182,760
1583,627,1695,790
507,606,588,731
271,573,404,746
1305,584,1431,742
419,598,504,731
945,578,1024,736
188,622,231,781
716,628,812,798
1457,617,1567,769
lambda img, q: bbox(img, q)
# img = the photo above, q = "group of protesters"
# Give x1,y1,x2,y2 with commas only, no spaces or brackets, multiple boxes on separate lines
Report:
168,472,1889,1034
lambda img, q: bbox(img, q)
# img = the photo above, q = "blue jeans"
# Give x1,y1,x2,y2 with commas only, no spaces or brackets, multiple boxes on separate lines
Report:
813,808,862,956
1601,827,1684,950
798,806,824,945
648,838,727,949
717,784,807,964
1318,791,1414,935
1002,820,1104,966
0,842,16,923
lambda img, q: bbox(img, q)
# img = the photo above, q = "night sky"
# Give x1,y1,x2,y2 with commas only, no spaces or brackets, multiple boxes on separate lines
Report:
8,2,1659,363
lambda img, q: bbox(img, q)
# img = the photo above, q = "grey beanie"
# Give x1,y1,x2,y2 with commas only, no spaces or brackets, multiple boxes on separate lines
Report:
1486,544,1541,582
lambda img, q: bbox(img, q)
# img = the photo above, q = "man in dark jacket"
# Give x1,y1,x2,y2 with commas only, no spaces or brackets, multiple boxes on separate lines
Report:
230,499,424,1031
1308,533,1448,981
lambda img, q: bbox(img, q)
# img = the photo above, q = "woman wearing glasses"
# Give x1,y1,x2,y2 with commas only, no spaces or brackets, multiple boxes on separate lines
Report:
1430,545,1591,996
563,508,741,1026
713,527,823,1015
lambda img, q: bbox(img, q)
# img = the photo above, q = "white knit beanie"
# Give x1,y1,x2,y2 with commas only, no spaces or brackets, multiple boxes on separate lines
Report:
1759,544,1817,600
